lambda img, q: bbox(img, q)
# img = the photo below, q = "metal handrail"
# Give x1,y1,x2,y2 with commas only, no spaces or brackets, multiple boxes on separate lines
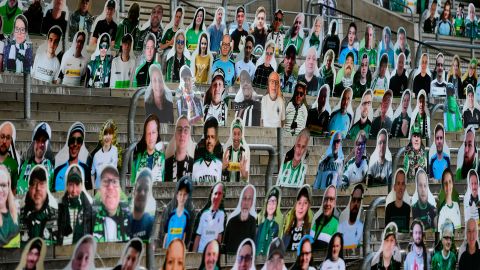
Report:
415,40,478,67
363,196,386,257
388,0,414,22
361,252,375,270
128,87,146,145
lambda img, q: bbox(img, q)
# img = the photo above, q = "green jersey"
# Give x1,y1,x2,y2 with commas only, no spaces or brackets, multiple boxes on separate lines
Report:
0,155,18,191
276,159,307,188
431,250,456,270
18,159,54,195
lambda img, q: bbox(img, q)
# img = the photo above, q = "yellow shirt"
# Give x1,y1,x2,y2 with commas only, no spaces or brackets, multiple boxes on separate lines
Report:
195,55,211,84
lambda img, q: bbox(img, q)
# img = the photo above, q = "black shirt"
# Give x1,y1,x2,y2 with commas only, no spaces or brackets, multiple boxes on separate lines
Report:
93,19,118,41
463,108,480,128
322,35,340,60
370,116,392,137
423,17,438,33
413,73,431,96
298,74,320,96
385,201,411,233
390,69,408,97
231,28,248,52
306,108,330,136
41,9,67,36
164,155,194,182
459,245,480,270
223,215,256,254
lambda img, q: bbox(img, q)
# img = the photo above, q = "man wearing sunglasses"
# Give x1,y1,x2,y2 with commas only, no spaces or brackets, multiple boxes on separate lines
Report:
86,33,113,88
18,122,54,195
54,122,92,192
338,184,364,250
267,9,285,56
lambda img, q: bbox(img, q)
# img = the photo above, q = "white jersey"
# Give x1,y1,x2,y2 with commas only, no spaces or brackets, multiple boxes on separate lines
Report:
261,95,285,128
32,52,60,83
110,56,136,88
196,209,225,252
192,157,222,183
235,60,255,79
59,54,87,86
344,157,368,185
91,146,118,189
338,219,363,249
438,202,461,231
276,159,307,188
320,259,346,270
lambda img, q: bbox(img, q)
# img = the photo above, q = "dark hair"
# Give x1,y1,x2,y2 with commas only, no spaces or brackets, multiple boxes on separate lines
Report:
48,26,63,39
348,22,357,33
353,53,372,85
15,14,28,34
135,114,161,157
76,31,86,41
285,44,296,58
434,124,444,135
203,117,219,138
352,183,364,197
192,8,205,31
128,239,143,253
326,232,344,261
410,220,428,270
380,54,389,67
331,21,336,34
204,76,224,105
30,239,43,252
441,168,454,186
29,166,47,184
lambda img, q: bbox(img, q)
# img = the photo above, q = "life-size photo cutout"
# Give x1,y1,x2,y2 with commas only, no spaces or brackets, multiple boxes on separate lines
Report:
283,12,305,55
185,7,207,52
0,165,19,248
358,24,378,70
0,121,21,183
367,128,392,187
306,84,331,137
456,126,478,181
411,169,436,230
131,114,165,184
298,47,320,96
443,83,463,132
391,89,412,138
338,184,365,249
198,239,221,270
256,186,283,256
110,33,136,89
328,87,353,137
224,184,257,253
92,165,130,243
370,222,402,269
176,65,204,125
311,185,339,250
204,69,229,127
85,33,112,88
4,14,33,74
253,40,277,89
90,0,119,46
164,116,195,182
412,53,432,97
17,122,54,196
409,89,431,139
321,19,340,61
463,169,480,224
57,164,93,246
261,71,285,128
431,219,456,270
232,238,256,270
63,235,97,270
428,123,451,182
161,176,194,248
302,15,324,58
160,6,185,55
222,118,250,182
54,121,92,192
134,32,160,87
389,52,409,97
313,131,344,190
343,131,368,186
284,82,309,136
233,70,261,127
393,27,411,69
144,65,174,124
319,232,346,269
190,32,214,84
370,53,391,98
333,52,355,96
129,168,156,242
462,84,480,129
281,184,313,251
436,169,461,231
112,238,144,270
161,238,186,270
370,89,393,138
58,30,89,87
192,181,226,253
32,25,63,83
385,168,411,233
15,237,46,270
319,49,336,92
20,165,58,246
458,217,480,268
339,21,359,65
276,129,310,188
377,26,395,69
165,29,192,83
351,53,372,99
348,89,373,140
192,117,223,183
404,123,428,183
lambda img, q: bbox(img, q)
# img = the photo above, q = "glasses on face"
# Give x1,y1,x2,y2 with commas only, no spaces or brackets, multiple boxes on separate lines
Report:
0,134,12,141
100,43,108,49
176,126,190,134
274,16,283,22
269,79,279,85
221,42,230,47
176,39,185,45
238,255,252,262
266,51,274,56
14,27,25,34
102,178,120,187
356,142,366,149
68,136,84,146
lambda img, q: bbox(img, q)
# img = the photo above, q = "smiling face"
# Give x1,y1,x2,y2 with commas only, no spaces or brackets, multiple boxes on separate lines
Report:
265,45,274,66
355,134,366,161
361,93,372,119
204,241,219,270
100,171,120,215
121,247,139,270
467,219,478,248
0,173,8,207
305,48,316,75
471,173,479,198
71,241,93,270
397,54,405,73
293,15,303,35
241,187,254,213
322,186,336,217
175,117,190,151
331,235,341,261
14,18,26,44
175,34,185,56
29,178,47,211
360,57,368,78
295,195,309,221
68,131,83,160
145,39,155,62
464,130,475,164
284,52,295,74
165,240,184,270
211,77,223,105
347,25,356,45
34,135,47,161
332,133,342,154
421,55,428,72
295,86,306,106
67,181,81,199
294,135,308,162
215,9,223,24
382,234,396,259
232,127,242,150
205,127,217,154
75,34,86,55
299,240,312,270
435,129,444,153
174,10,182,26
402,92,410,113
145,120,158,153
340,90,351,113
221,35,231,57
266,195,277,217
268,73,280,99
0,124,13,155
26,247,40,270
210,184,224,211
443,171,453,198
413,223,423,246
314,19,321,35
200,35,208,55
417,172,428,203
394,172,406,201
151,69,164,98
195,10,204,27
134,178,149,213
237,243,253,270
412,133,421,151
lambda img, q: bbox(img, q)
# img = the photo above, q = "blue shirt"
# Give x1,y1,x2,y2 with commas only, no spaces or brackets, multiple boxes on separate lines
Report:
212,58,235,86
328,110,352,137
165,209,189,247
437,20,453,36
207,24,225,53
128,213,154,241
54,161,87,192
338,47,358,65
429,153,450,181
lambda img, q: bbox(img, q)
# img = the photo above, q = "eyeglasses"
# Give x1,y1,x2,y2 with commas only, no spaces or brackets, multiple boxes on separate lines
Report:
0,134,12,141
356,142,366,148
266,51,274,56
176,39,185,45
176,126,191,134
101,178,120,187
221,42,230,47
269,79,279,85
100,43,108,49
68,136,84,145
274,16,283,22
14,27,26,34
237,255,252,262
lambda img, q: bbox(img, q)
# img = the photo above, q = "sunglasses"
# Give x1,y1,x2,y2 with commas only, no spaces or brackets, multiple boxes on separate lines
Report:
100,43,109,49
176,39,185,45
274,16,282,22
266,51,274,56
297,92,305,97
333,139,342,144
68,136,84,145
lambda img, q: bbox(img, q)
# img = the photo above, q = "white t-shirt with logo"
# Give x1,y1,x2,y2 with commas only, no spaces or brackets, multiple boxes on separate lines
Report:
196,209,225,252
32,52,60,83
192,157,222,183
261,95,285,128
59,54,87,86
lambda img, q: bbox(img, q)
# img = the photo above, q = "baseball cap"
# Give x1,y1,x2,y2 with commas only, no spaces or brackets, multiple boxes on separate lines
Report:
67,165,83,184
236,6,245,14
100,164,119,180
384,223,397,240
267,238,285,260
33,122,51,141
107,0,116,9
212,68,225,82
